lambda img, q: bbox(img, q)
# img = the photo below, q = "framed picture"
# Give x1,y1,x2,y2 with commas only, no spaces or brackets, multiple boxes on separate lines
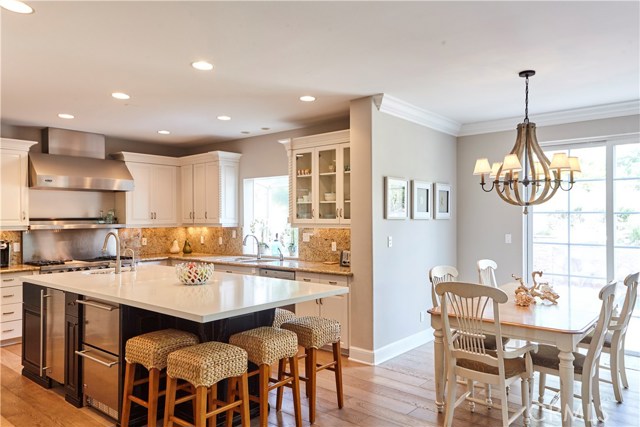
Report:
434,183,451,219
411,180,433,220
384,177,408,219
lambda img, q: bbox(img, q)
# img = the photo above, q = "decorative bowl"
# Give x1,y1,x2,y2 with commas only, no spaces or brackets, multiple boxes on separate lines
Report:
324,192,336,201
175,262,214,285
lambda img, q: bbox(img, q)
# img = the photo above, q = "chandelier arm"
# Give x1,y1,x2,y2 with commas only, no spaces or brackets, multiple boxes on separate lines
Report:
480,180,496,192
498,177,523,206
527,123,554,205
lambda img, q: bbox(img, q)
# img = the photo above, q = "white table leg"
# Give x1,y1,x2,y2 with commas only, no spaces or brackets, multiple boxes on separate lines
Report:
558,350,575,427
434,327,445,413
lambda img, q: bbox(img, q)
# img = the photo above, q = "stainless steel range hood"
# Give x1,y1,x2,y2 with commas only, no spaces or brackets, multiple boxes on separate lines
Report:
29,128,134,191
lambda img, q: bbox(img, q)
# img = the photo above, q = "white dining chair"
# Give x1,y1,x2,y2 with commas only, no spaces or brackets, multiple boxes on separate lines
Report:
428,265,459,308
578,272,638,403
477,259,498,287
533,281,617,427
435,281,536,427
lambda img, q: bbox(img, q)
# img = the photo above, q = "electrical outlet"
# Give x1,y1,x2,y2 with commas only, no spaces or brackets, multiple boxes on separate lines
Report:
331,241,337,252
141,237,147,246
303,233,312,242
12,242,20,253
387,236,393,247
232,230,237,239
505,233,512,244
218,237,223,245
200,235,205,244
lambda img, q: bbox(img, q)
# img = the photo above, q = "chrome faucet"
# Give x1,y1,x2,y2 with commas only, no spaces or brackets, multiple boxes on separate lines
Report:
242,234,262,259
277,247,284,261
102,231,121,274
123,247,136,272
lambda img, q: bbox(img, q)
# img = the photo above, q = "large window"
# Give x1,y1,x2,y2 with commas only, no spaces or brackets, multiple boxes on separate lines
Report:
243,176,297,257
527,136,640,352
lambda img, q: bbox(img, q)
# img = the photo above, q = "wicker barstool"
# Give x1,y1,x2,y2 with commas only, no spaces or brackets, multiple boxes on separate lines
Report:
121,329,199,427
273,307,296,328
164,341,250,427
281,316,343,424
229,326,303,427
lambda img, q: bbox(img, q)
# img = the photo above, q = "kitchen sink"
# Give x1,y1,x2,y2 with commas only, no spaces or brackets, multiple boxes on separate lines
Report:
237,258,278,264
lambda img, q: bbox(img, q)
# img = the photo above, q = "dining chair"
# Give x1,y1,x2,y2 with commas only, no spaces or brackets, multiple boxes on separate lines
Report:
435,281,536,427
428,265,459,308
533,281,617,427
477,259,498,287
578,272,638,403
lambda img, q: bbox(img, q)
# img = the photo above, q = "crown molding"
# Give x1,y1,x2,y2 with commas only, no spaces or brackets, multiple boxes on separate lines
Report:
459,100,640,137
374,94,462,136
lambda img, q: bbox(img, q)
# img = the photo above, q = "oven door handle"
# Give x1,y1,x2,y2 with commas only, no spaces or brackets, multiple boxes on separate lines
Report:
75,349,119,368
75,299,118,311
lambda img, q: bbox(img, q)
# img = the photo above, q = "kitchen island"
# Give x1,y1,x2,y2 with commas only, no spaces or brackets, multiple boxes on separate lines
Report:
20,265,348,425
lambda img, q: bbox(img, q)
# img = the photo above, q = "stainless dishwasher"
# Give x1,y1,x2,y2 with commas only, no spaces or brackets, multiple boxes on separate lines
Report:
75,298,120,420
259,268,296,312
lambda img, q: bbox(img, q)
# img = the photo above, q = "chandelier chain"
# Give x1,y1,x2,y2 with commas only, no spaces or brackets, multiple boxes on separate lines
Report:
524,75,529,123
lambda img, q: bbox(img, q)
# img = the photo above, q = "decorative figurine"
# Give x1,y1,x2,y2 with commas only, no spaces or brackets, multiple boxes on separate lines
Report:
512,270,560,306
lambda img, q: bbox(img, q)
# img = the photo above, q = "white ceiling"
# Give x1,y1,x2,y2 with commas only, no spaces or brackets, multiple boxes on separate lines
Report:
1,1,638,146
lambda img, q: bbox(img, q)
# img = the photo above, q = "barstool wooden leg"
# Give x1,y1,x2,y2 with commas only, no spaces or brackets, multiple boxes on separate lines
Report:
147,368,160,427
308,347,318,424
208,383,217,427
164,377,178,427
290,355,303,427
195,386,207,427
276,358,286,410
259,364,270,426
305,349,312,398
332,341,344,409
121,361,136,426
225,377,237,427
238,373,250,427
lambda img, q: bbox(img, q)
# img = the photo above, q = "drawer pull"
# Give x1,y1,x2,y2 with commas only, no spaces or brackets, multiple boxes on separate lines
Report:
75,300,118,311
2,278,15,282
303,278,311,282
2,329,15,333
2,311,15,315
75,350,119,368
225,270,233,274
328,281,338,285
2,294,15,298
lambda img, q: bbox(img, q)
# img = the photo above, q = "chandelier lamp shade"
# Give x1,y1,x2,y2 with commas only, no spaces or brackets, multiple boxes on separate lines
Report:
473,70,581,214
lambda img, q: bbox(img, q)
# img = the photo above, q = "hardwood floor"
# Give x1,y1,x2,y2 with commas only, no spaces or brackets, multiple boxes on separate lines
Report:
1,342,638,426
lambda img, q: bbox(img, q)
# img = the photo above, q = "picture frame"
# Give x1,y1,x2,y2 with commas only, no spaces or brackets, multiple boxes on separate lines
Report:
411,180,433,220
384,177,408,219
434,183,451,219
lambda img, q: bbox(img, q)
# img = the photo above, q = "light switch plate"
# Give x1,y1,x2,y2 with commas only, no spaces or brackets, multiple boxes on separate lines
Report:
331,241,337,252
303,233,312,242
218,237,223,245
387,236,393,247
232,230,237,239
505,233,512,244
141,237,147,246
12,242,20,253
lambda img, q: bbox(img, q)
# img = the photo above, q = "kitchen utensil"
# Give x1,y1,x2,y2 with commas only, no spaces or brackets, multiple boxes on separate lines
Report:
175,262,215,285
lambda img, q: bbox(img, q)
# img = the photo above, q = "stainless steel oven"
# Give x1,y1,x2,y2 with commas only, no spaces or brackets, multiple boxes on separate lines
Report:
75,297,120,420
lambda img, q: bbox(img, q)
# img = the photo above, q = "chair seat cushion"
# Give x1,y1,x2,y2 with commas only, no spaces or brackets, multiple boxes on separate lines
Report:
456,351,527,378
229,326,298,365
167,342,247,388
281,316,341,349
125,329,199,370
531,345,586,375
580,330,612,348
484,334,510,350
273,308,296,328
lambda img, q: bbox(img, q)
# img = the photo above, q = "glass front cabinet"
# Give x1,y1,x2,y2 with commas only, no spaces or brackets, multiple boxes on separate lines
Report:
285,130,350,226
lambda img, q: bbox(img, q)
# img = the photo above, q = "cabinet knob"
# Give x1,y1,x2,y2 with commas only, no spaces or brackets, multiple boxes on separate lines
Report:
22,211,26,221
205,212,207,219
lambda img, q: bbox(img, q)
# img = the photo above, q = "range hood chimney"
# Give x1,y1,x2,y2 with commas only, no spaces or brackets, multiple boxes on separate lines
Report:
29,128,134,191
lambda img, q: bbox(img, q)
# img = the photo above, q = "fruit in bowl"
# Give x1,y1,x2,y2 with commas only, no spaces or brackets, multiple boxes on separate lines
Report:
175,262,214,285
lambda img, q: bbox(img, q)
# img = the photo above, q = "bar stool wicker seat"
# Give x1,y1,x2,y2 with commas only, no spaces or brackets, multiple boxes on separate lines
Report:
273,307,296,328
164,341,250,427
281,316,343,424
230,326,303,426
121,329,199,427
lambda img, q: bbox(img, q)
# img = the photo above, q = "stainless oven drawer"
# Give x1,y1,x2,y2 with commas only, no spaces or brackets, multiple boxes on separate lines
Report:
79,298,120,356
78,345,119,420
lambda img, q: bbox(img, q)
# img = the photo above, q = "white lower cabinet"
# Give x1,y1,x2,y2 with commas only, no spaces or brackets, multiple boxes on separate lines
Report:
295,272,350,350
1,271,32,345
214,264,258,276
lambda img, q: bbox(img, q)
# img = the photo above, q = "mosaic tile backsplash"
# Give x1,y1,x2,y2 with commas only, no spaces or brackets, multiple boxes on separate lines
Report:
0,230,22,265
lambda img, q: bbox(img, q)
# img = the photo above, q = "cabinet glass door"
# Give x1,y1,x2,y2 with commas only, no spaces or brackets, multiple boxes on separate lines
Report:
341,145,351,224
317,147,338,223
294,150,314,221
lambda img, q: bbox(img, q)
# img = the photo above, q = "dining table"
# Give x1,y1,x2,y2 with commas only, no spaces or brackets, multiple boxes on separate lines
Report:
429,281,603,427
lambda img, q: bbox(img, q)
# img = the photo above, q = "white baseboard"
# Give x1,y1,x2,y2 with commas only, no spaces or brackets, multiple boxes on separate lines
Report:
348,327,434,366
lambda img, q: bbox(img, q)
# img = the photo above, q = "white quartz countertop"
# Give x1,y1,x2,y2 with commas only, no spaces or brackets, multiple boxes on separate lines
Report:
21,265,349,323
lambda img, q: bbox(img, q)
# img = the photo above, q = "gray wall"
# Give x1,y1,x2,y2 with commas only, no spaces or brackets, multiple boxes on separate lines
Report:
351,97,457,353
457,114,640,284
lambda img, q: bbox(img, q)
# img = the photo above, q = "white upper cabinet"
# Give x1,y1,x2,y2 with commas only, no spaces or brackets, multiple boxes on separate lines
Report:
180,151,241,227
283,130,350,227
0,138,37,230
113,152,179,226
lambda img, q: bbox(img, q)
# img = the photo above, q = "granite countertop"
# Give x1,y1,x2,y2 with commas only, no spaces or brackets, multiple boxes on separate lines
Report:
22,265,348,323
141,253,353,276
0,264,40,274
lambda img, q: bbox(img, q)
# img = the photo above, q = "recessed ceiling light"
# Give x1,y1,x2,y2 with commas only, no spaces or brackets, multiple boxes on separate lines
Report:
58,113,74,119
299,95,316,102
158,130,170,135
217,115,231,121
112,92,130,100
0,0,34,14
241,131,251,135
192,61,214,71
